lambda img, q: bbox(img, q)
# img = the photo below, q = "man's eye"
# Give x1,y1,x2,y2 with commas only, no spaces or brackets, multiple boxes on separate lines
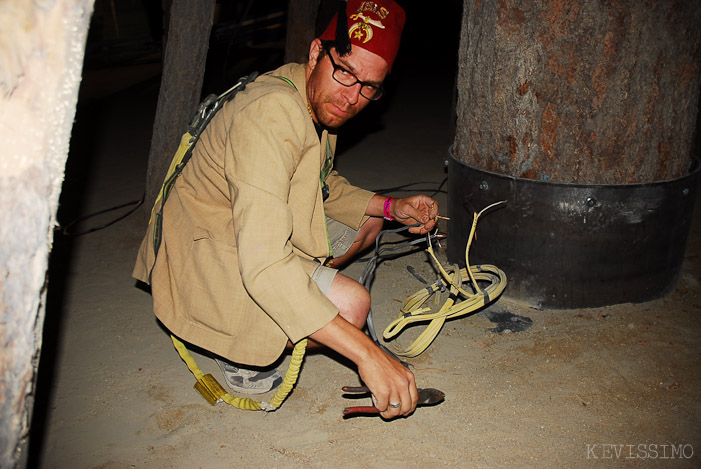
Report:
338,67,351,76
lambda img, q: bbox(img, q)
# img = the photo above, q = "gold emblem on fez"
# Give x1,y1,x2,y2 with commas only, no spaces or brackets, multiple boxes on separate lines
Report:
348,12,385,43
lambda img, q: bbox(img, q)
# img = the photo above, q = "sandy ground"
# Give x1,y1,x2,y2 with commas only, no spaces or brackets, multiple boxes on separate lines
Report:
31,43,701,469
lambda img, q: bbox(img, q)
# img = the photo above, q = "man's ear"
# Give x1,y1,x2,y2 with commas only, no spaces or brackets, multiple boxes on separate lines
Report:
307,38,323,70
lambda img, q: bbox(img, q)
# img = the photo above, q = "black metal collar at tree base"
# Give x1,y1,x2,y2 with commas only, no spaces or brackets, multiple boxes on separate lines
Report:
447,152,700,309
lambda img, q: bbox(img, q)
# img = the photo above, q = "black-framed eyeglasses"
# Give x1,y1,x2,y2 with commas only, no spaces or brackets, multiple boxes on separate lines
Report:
324,48,384,101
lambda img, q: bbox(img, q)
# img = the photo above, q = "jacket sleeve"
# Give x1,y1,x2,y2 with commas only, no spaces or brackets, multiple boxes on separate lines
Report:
224,90,339,343
323,170,375,229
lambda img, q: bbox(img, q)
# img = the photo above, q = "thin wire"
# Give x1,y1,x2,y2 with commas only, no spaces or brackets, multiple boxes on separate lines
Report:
60,194,144,236
373,176,448,198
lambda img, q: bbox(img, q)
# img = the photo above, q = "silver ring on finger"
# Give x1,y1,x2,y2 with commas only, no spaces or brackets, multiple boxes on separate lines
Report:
389,402,401,409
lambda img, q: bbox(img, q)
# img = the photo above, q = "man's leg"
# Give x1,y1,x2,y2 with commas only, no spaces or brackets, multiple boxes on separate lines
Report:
294,268,370,352
219,218,381,390
325,216,383,269
324,271,370,329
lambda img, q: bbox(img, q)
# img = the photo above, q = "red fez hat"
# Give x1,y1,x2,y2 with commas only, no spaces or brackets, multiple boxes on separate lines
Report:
319,0,406,72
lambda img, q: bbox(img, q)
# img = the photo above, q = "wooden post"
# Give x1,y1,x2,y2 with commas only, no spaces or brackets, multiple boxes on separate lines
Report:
284,0,322,64
143,0,216,222
454,0,701,184
0,1,95,467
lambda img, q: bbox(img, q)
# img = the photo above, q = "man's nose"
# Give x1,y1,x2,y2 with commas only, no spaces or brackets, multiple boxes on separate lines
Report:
342,83,362,105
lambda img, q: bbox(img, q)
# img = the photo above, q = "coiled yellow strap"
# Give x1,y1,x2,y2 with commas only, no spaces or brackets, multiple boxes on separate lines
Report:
383,201,507,358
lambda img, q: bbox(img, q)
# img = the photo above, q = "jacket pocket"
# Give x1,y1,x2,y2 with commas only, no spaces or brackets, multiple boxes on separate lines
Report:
179,228,246,335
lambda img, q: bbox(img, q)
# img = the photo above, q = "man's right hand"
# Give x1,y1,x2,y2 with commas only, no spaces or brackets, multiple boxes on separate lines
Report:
357,343,418,418
309,314,418,419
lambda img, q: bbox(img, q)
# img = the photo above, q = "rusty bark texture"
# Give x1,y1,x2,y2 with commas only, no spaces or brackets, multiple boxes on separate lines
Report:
144,0,216,221
0,1,95,467
454,0,701,184
285,0,322,63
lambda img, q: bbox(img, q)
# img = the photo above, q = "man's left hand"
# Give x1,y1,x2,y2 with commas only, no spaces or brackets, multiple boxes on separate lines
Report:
391,195,439,234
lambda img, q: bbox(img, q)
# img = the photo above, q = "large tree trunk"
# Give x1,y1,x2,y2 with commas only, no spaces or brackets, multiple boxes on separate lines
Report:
143,0,216,220
285,0,322,63
454,0,701,184
0,1,95,467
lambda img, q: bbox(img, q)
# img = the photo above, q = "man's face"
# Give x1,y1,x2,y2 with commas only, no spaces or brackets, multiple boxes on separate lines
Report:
306,39,389,129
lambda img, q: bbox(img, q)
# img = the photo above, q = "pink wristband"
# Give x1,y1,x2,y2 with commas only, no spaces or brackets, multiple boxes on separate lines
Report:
383,197,395,221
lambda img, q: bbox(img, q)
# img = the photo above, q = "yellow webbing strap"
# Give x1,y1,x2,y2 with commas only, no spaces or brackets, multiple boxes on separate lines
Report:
148,73,259,227
151,73,311,411
171,334,308,411
149,132,195,225
382,201,508,358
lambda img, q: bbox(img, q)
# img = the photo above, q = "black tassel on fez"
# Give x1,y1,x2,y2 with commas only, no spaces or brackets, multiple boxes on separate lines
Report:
335,0,351,56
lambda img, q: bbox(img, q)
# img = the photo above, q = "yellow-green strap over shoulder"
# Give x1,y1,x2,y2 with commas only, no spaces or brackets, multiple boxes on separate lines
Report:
148,73,259,282
273,75,296,89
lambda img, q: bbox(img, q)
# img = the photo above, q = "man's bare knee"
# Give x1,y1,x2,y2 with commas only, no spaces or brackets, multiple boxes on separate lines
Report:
326,273,369,329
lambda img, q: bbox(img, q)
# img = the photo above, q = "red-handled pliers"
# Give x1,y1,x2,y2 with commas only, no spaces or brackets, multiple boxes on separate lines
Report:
342,385,445,417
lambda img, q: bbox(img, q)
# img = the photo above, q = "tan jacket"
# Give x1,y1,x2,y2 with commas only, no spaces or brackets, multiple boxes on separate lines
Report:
133,63,375,365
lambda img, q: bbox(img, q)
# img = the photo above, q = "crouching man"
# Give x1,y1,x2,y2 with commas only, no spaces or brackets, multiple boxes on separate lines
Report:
134,0,439,419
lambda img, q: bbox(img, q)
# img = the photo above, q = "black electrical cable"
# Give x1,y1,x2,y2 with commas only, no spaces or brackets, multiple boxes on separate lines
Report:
57,173,447,240
358,224,445,363
59,194,144,237
373,176,448,198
